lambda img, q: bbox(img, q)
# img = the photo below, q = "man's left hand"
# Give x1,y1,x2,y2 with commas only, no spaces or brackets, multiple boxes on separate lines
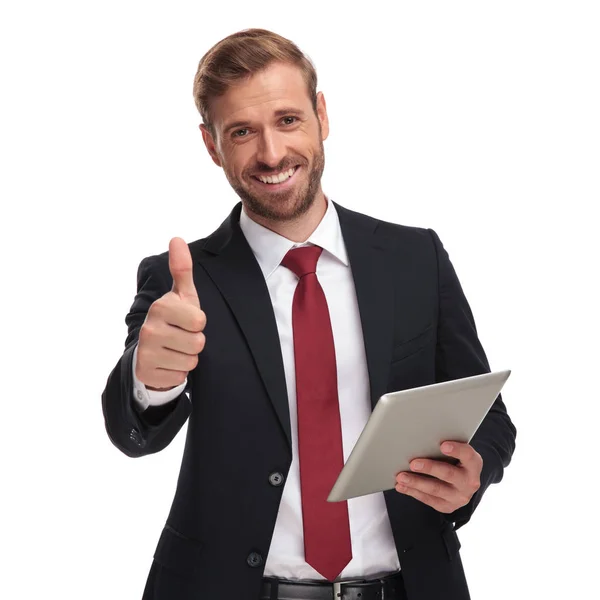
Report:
395,442,483,513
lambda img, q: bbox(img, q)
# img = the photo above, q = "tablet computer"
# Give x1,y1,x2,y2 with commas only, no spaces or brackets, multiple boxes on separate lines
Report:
327,369,511,502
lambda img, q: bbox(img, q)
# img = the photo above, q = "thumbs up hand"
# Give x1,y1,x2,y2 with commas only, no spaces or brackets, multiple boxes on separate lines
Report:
136,238,207,391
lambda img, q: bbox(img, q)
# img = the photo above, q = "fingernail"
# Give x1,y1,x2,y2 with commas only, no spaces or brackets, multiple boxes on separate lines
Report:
442,443,453,453
399,473,410,483
412,460,424,471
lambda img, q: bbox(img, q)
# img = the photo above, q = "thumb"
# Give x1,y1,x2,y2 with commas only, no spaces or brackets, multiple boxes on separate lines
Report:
169,237,200,307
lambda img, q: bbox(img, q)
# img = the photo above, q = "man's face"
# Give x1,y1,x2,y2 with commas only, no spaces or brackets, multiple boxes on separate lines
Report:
200,62,329,223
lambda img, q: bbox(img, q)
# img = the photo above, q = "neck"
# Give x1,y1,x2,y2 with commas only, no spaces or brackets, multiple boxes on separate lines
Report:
244,190,328,243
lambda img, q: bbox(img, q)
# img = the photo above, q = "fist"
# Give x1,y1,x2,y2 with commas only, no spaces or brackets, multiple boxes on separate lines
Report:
136,237,207,390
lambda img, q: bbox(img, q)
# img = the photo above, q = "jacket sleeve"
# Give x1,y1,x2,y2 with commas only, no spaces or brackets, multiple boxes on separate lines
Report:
101,254,193,458
428,228,517,529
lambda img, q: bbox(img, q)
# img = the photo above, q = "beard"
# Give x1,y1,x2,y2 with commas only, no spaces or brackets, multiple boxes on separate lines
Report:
224,137,325,223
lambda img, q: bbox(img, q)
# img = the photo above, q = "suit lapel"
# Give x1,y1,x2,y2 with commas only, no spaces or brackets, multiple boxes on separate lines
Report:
334,202,395,410
194,200,396,454
196,204,292,452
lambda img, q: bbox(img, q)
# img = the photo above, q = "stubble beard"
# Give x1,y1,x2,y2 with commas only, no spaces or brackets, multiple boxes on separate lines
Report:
226,138,325,223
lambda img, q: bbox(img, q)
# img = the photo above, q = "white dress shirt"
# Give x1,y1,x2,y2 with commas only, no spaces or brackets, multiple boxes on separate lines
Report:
132,198,400,580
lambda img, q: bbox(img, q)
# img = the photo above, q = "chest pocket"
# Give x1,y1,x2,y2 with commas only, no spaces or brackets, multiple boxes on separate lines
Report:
391,323,435,364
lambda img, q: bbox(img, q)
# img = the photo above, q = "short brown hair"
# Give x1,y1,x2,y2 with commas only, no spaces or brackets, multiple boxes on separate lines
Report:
192,28,318,137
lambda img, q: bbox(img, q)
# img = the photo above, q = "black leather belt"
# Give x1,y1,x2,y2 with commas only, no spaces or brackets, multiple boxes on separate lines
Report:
260,571,406,600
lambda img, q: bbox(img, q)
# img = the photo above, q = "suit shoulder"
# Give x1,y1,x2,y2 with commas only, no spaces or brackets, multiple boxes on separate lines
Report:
376,217,432,242
375,220,439,267
344,205,434,248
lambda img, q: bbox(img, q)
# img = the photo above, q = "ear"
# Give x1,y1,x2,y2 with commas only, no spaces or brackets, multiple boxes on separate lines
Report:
200,124,223,167
316,92,329,141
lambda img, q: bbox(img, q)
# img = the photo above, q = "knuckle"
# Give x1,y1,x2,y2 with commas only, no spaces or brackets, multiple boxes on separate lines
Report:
149,298,165,316
473,450,483,467
194,310,207,331
186,354,199,371
138,324,153,342
195,333,206,353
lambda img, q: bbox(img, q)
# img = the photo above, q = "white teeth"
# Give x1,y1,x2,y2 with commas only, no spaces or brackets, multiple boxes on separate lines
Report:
258,167,296,184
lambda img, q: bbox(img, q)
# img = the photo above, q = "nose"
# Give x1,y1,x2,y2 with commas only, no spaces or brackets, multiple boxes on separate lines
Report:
255,128,287,170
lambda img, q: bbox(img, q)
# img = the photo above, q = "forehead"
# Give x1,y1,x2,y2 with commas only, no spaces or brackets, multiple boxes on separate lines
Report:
213,62,311,127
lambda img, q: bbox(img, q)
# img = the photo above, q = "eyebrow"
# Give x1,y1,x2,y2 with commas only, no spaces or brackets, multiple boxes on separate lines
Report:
223,108,306,133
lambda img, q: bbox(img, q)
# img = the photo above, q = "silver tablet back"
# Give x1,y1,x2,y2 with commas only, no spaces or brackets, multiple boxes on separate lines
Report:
327,370,511,502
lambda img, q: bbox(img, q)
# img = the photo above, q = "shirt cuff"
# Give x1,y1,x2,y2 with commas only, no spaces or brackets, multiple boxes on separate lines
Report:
132,344,188,411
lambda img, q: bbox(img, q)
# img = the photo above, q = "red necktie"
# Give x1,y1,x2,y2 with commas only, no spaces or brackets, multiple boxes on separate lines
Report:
281,245,352,582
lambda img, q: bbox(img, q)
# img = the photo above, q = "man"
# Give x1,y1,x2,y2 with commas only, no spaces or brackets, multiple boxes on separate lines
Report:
102,28,516,600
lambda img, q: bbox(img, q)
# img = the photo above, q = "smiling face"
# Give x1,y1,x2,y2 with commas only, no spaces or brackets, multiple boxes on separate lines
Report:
200,62,329,225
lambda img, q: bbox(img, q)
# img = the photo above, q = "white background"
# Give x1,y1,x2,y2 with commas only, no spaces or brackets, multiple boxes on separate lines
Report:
1,1,598,598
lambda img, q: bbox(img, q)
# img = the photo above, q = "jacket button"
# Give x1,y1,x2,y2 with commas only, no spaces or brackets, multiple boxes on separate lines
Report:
247,552,263,568
268,472,284,487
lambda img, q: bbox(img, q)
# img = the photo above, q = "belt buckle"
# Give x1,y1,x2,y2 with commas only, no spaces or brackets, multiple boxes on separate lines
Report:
332,578,368,600
333,582,341,599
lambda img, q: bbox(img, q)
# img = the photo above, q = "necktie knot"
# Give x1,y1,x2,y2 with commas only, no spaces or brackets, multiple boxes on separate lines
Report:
281,245,323,279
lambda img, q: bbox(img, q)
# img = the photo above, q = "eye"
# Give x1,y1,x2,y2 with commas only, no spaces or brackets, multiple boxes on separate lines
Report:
282,116,297,125
232,128,249,138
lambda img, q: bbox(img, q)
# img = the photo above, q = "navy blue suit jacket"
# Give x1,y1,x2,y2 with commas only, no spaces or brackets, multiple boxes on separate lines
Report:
102,201,516,600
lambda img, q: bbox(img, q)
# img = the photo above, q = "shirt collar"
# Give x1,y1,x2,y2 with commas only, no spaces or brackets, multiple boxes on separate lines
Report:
239,197,350,280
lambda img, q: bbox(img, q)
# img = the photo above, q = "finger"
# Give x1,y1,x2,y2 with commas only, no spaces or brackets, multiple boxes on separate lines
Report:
139,344,199,373
441,441,482,471
169,237,200,307
409,458,467,487
161,328,206,356
161,326,206,356
140,308,206,351
395,482,455,513
396,472,455,502
159,300,206,333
